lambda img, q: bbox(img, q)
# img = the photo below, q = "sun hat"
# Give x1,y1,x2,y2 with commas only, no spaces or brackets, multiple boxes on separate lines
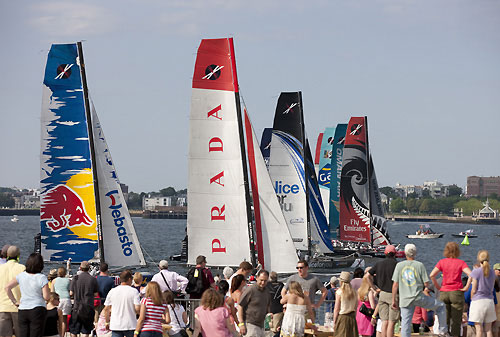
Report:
384,245,396,255
338,271,351,283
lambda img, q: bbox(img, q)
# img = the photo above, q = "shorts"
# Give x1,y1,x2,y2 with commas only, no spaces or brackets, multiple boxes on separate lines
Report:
69,313,94,335
468,298,496,323
0,312,19,336
378,291,400,322
58,298,72,315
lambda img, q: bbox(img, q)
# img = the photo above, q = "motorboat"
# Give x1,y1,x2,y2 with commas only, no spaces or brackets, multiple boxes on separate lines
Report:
10,215,19,223
451,229,477,238
406,224,443,239
407,233,444,239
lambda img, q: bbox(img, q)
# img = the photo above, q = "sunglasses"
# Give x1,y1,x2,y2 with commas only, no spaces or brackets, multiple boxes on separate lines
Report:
296,266,306,269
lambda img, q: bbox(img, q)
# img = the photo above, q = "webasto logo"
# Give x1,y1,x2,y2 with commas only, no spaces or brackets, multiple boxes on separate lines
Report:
106,190,134,257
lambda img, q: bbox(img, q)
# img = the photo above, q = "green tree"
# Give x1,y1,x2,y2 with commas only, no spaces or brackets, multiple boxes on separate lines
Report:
448,185,463,197
160,187,176,197
127,192,144,210
380,186,398,199
406,198,418,213
390,198,405,213
175,188,187,195
0,194,15,208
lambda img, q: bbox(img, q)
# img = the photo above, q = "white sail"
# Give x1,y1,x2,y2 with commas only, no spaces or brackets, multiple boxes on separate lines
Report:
268,131,309,252
244,110,298,274
188,88,251,266
91,102,146,267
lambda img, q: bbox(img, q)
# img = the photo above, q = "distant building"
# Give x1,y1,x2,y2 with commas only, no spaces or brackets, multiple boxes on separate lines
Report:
21,194,40,209
176,196,187,207
472,199,498,220
143,196,173,210
394,180,450,199
466,176,500,197
120,183,129,202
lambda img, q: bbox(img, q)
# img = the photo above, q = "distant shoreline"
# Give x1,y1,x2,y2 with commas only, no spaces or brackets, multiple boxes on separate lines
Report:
389,214,500,225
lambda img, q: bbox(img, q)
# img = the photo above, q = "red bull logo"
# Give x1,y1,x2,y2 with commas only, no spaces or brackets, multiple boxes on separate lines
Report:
106,190,134,257
41,185,94,231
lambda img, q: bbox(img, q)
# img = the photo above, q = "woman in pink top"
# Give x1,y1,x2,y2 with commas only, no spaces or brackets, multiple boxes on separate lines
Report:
192,288,238,337
429,242,471,337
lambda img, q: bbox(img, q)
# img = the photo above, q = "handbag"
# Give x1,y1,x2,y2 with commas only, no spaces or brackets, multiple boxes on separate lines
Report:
359,303,375,317
170,304,189,337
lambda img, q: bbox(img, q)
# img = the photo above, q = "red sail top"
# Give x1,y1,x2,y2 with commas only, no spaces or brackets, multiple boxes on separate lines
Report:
314,133,323,165
192,38,239,92
339,116,371,243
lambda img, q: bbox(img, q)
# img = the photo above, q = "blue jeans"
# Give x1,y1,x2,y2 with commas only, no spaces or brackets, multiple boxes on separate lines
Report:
140,331,163,337
400,294,448,337
112,331,135,337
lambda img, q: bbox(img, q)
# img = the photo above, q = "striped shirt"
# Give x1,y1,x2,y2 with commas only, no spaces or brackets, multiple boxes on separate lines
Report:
141,297,167,332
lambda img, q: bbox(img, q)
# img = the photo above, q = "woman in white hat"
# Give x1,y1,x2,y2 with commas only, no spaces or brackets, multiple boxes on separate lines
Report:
333,271,358,337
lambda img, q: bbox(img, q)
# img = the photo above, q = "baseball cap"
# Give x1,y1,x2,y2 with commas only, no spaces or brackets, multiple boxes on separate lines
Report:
159,260,169,269
330,276,338,285
493,263,500,270
384,245,396,255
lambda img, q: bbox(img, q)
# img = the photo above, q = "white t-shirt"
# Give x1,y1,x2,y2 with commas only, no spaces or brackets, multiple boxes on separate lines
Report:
167,304,186,335
104,285,140,330
16,272,48,310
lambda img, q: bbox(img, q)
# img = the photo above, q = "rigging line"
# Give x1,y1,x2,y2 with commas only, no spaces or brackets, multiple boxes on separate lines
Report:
140,246,158,266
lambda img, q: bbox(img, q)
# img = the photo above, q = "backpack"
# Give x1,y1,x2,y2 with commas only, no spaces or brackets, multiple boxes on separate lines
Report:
185,267,205,295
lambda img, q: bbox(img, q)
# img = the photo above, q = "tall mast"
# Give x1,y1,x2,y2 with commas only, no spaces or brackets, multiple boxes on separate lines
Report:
77,41,105,264
230,41,257,268
365,116,373,248
300,92,312,257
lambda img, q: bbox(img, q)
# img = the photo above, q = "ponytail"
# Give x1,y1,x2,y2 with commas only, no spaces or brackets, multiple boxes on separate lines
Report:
477,250,490,277
482,261,490,277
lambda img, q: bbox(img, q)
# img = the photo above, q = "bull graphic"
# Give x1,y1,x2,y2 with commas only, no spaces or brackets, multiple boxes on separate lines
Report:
40,185,94,231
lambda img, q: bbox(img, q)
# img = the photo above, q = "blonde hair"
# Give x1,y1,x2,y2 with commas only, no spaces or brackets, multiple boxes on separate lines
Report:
288,281,305,298
133,272,143,286
339,281,355,301
477,250,490,277
145,281,164,306
357,276,371,301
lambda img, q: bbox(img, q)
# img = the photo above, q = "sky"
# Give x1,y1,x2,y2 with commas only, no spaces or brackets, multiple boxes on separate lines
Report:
1,0,499,193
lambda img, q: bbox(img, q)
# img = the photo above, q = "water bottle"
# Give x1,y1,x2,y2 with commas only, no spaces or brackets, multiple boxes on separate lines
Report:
419,322,425,335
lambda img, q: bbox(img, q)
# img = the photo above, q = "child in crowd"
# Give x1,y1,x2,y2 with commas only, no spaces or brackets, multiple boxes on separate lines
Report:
165,290,188,337
43,292,63,337
280,281,313,337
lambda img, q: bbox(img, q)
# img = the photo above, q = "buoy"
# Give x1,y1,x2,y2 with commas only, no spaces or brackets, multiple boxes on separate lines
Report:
461,234,470,246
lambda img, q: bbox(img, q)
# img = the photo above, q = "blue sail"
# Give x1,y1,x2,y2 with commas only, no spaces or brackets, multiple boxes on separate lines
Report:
40,43,98,262
328,123,347,239
305,140,334,252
